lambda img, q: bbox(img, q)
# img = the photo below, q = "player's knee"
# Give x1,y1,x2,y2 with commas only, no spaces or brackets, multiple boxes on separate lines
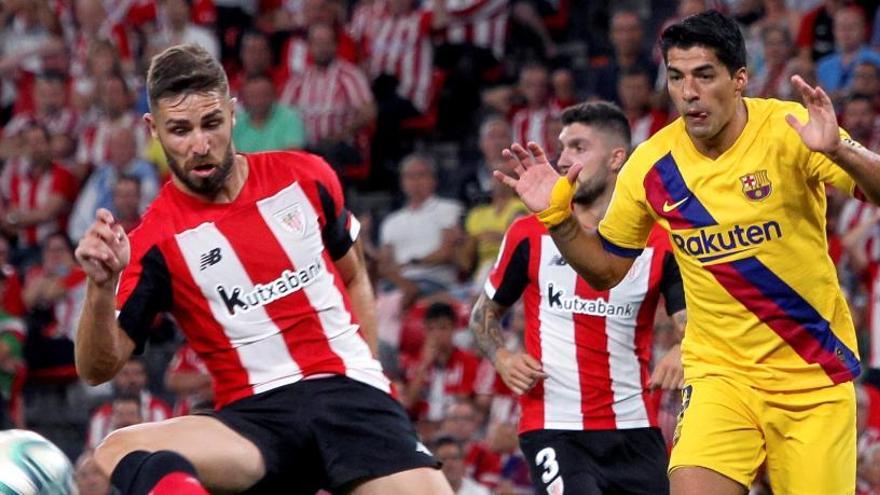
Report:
94,427,149,478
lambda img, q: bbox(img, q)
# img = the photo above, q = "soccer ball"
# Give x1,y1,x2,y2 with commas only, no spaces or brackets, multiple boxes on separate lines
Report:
0,429,76,495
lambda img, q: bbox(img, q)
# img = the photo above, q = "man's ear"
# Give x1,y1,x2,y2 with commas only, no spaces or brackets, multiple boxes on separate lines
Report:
609,147,627,173
734,67,748,96
143,113,159,139
229,97,237,127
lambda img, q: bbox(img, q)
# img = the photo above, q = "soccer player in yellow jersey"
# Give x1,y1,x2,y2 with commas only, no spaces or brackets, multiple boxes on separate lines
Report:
495,9,880,495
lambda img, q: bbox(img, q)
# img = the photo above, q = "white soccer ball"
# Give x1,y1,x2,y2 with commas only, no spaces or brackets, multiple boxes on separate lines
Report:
0,429,76,495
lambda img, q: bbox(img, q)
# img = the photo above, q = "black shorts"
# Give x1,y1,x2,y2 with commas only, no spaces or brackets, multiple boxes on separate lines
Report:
519,428,669,495
206,375,439,494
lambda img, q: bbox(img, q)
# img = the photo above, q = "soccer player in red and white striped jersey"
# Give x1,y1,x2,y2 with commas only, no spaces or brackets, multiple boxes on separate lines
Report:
74,44,451,495
470,101,685,495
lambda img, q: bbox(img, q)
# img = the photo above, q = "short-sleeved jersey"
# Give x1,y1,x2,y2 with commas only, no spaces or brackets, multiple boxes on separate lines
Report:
115,151,388,408
485,215,684,434
598,97,861,391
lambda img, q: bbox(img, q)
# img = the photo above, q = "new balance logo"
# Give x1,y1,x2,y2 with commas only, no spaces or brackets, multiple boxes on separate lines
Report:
200,248,222,270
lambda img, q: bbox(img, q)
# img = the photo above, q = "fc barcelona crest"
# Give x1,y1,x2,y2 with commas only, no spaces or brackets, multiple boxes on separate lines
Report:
740,170,772,201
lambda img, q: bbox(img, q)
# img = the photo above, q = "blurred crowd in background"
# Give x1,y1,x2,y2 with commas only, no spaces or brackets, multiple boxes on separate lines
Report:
5,0,880,493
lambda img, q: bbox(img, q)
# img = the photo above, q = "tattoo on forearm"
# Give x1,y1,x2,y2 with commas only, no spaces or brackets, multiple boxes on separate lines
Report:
470,294,507,363
549,216,580,242
672,311,687,339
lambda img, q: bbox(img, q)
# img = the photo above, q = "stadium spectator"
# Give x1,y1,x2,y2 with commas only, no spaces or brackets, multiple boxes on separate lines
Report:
227,30,284,97
110,176,145,234
439,400,483,447
795,0,843,63
816,6,880,99
587,9,658,104
232,73,306,152
401,303,487,431
510,64,560,156
154,0,220,61
849,61,880,109
618,66,669,145
842,94,880,151
859,443,880,495
459,177,527,284
747,25,800,100
75,73,149,177
0,236,25,317
0,123,78,265
70,0,134,78
108,393,145,431
280,23,376,180
276,0,359,79
3,72,78,147
378,154,464,294
434,435,491,495
85,357,172,449
456,115,512,208
68,127,160,241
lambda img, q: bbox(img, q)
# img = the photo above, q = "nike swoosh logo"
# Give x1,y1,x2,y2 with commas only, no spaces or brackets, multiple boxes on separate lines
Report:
662,197,689,213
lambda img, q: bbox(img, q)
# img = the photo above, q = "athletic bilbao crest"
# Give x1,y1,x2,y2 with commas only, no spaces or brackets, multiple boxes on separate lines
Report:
274,203,307,237
740,170,772,201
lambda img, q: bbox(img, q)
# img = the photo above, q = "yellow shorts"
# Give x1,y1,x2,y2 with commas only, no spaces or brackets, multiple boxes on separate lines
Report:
668,376,856,495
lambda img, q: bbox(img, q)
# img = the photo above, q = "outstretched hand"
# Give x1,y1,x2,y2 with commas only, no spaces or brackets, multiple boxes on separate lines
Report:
785,75,841,155
494,142,582,213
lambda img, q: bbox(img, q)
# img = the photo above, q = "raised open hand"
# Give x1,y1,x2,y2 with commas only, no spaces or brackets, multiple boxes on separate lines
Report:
494,142,582,214
785,75,841,154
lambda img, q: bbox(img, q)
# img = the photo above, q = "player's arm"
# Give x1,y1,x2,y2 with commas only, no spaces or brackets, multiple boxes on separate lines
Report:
649,251,686,390
495,142,635,289
335,237,379,357
74,209,136,385
788,75,880,204
469,293,546,395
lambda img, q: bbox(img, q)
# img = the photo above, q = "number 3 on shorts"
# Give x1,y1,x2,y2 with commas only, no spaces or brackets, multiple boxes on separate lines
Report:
535,447,559,483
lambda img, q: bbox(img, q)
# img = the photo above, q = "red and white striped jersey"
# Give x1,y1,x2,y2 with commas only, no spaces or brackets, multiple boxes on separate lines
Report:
431,0,509,58
510,103,562,158
116,151,388,408
167,343,211,416
839,198,880,368
4,107,79,140
485,216,683,433
86,390,172,449
362,9,434,112
76,112,149,168
0,158,79,248
279,60,374,145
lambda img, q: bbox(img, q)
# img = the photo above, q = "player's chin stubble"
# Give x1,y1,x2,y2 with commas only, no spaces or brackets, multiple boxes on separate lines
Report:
166,144,235,196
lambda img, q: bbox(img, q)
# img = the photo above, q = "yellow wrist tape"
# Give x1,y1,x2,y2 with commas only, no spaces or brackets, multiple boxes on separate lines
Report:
536,177,574,228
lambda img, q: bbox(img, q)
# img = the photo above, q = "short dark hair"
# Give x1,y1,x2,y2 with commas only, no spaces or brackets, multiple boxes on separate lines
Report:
660,10,747,76
147,43,228,110
111,391,142,408
845,93,874,107
560,101,632,150
432,435,463,455
425,302,456,323
116,174,142,189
